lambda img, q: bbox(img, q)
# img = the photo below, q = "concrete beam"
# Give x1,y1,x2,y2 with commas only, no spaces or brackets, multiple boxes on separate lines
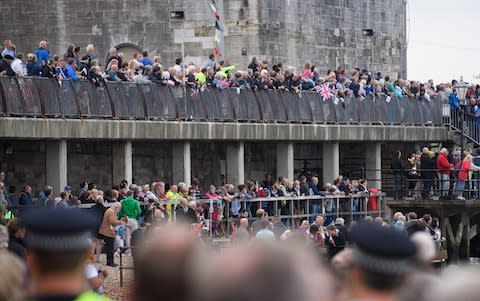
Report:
365,142,382,190
226,142,245,186
46,140,67,195
112,141,132,185
172,142,191,187
0,118,449,143
277,143,294,181
323,142,339,184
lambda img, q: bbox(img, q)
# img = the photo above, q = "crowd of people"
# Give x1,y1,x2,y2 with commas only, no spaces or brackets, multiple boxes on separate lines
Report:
0,171,375,249
1,39,478,102
0,194,468,301
391,145,480,201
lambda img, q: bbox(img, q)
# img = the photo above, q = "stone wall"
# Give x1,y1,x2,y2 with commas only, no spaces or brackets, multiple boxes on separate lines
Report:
0,141,45,194
1,0,406,77
132,142,173,187
67,142,113,193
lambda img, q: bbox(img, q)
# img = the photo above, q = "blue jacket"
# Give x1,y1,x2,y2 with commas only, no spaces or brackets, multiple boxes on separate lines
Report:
66,64,78,81
19,192,33,206
34,47,50,65
140,57,153,66
309,182,320,195
449,92,460,109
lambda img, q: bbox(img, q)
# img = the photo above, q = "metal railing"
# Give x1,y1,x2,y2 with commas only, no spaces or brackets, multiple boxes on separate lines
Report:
362,168,480,199
74,193,385,228
0,76,444,125
450,107,480,146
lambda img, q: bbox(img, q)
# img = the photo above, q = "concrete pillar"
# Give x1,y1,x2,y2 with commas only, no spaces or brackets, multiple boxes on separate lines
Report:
46,140,67,194
277,143,294,181
365,142,382,190
172,142,191,187
112,141,132,185
323,142,339,184
226,142,245,186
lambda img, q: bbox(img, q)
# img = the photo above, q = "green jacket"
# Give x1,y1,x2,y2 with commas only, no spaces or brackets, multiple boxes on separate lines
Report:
118,196,141,219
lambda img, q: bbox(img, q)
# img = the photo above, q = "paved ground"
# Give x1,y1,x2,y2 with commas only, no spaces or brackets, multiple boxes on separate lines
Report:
97,254,134,301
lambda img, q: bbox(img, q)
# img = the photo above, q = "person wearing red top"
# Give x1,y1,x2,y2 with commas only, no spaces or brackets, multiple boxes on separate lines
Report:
456,154,480,200
436,148,452,199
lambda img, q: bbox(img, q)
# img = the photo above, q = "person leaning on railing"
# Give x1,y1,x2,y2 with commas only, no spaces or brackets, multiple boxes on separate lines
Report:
0,54,15,76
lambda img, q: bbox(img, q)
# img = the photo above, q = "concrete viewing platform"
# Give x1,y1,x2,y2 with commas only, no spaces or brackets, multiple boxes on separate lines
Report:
387,199,480,261
0,117,448,141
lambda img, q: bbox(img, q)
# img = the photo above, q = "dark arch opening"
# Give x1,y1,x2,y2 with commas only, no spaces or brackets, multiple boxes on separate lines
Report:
114,43,143,62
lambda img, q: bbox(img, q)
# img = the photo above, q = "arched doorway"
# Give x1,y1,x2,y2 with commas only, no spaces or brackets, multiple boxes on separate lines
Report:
114,43,143,62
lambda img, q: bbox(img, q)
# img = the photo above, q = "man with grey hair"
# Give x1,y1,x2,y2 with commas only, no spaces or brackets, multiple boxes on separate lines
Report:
34,40,50,66
175,198,197,224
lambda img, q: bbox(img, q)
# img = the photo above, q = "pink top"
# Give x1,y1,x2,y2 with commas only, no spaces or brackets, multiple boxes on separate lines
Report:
302,69,313,79
205,192,221,200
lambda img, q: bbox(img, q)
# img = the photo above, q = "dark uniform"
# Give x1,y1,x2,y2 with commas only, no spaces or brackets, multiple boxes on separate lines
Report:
22,208,111,301
348,222,417,299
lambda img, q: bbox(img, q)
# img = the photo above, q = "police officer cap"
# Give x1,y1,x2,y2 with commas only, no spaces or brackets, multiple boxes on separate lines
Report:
350,222,416,275
22,207,97,252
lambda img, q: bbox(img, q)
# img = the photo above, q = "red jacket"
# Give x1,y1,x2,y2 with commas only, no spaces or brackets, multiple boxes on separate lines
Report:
436,153,451,175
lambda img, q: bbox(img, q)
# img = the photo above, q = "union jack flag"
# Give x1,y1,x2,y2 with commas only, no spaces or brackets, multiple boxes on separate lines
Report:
316,84,333,101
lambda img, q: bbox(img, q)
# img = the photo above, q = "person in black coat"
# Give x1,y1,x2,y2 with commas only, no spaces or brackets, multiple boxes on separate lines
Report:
324,224,346,261
175,198,197,224
391,151,406,199
420,148,436,199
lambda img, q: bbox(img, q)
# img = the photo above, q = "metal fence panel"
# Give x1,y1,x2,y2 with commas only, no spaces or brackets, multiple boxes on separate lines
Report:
76,80,95,116
57,79,79,117
428,97,442,125
139,84,177,120
283,91,312,122
305,92,324,123
0,80,4,115
170,86,206,121
357,95,375,123
201,88,235,121
33,77,61,116
321,98,337,123
0,77,23,115
419,99,432,124
227,88,261,121
255,89,287,122
402,97,424,124
386,96,402,124
170,85,187,120
105,82,130,119
343,96,359,123
187,88,207,120
333,96,358,123
373,95,389,124
14,77,42,116
333,97,346,123
121,82,146,119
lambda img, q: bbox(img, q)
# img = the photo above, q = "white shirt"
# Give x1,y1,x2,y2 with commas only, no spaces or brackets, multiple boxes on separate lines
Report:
11,59,27,76
85,263,104,294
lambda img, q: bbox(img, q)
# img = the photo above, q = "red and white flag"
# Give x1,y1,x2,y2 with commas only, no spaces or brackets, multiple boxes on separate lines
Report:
317,84,333,101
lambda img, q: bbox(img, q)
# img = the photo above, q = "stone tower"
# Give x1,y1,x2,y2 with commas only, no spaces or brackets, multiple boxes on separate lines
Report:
1,0,406,77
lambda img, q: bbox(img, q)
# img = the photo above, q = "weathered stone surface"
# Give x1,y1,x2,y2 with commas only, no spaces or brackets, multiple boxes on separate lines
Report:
0,0,406,77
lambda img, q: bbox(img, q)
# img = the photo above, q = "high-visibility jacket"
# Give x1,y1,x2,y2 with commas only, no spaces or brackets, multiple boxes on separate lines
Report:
75,291,112,301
